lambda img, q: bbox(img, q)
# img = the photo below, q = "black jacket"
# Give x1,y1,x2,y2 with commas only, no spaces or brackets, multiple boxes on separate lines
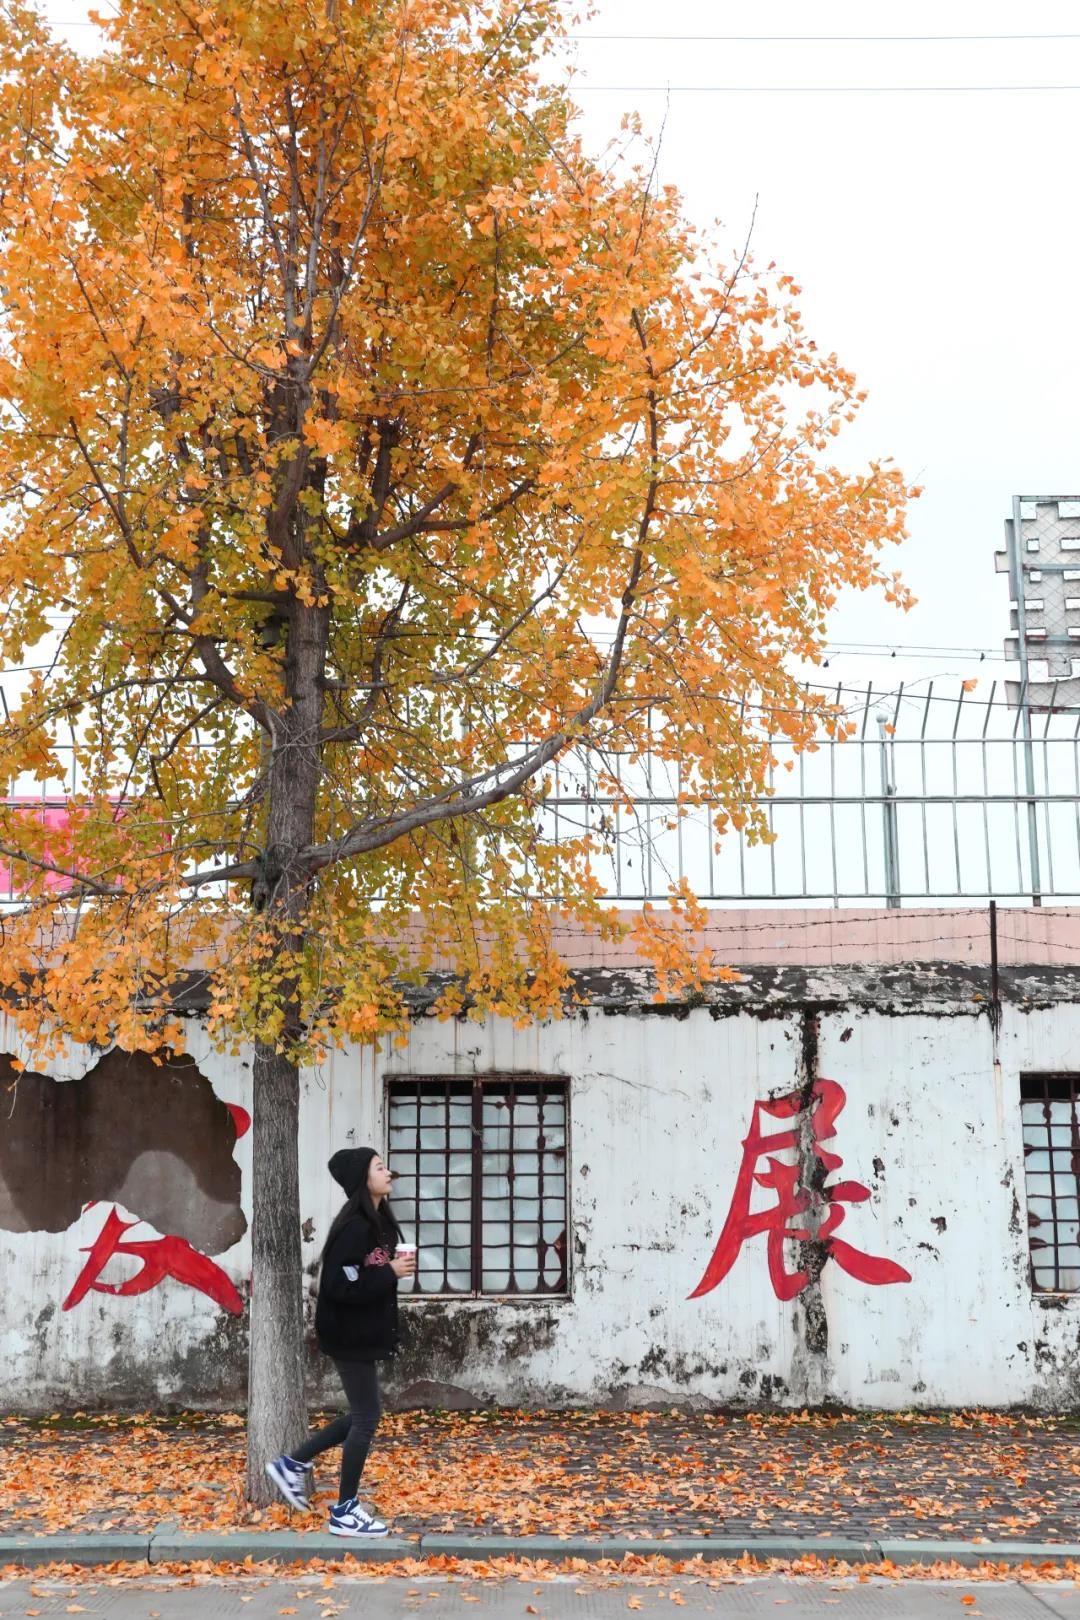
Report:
315,1209,399,1362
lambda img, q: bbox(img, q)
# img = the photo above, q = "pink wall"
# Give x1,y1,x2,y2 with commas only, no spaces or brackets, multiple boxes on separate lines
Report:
547,906,1080,969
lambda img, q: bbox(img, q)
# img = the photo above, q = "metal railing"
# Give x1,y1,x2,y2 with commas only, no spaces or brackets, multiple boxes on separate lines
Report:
5,679,1080,909
541,681,1080,907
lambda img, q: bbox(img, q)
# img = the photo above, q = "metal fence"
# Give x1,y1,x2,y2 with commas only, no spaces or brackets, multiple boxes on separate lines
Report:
5,678,1080,908
541,681,1080,907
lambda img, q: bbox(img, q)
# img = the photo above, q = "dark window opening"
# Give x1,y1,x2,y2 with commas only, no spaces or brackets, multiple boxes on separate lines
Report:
386,1075,568,1298
1021,1073,1080,1293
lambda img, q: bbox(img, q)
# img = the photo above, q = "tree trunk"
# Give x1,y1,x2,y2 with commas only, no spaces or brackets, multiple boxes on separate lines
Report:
244,581,331,1502
246,1039,307,1503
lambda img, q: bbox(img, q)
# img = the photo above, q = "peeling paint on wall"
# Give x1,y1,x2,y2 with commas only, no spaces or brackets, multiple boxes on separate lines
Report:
0,1048,246,1253
7,950,1080,1415
1,1045,251,1332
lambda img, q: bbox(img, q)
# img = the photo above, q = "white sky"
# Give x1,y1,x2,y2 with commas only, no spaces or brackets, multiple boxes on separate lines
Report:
565,0,1080,703
39,0,1080,703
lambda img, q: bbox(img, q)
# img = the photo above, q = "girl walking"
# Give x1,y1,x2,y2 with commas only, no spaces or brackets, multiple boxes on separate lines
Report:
266,1146,416,1537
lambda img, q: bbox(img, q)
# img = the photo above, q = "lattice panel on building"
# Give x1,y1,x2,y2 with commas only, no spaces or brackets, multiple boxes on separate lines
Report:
1020,1072,1080,1293
387,1075,568,1297
997,496,1080,707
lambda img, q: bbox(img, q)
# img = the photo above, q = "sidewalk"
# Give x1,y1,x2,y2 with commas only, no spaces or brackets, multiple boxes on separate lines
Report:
2,1410,1080,1568
4,1576,1080,1619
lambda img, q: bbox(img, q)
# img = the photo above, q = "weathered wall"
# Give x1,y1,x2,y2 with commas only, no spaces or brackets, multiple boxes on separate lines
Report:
5,906,1080,1413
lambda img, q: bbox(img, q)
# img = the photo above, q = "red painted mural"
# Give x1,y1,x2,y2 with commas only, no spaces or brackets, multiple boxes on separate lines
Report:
62,1206,246,1315
690,1079,911,1301
61,1102,250,1317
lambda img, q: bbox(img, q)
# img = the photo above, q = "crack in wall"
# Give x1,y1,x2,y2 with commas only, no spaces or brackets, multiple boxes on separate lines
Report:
789,1009,832,1404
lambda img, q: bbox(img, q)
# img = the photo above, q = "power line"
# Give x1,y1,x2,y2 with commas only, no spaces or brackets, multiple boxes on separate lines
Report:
0,638,1017,677
772,637,1007,658
46,19,1080,44
574,83,1080,94
825,641,1000,655
571,33,1080,44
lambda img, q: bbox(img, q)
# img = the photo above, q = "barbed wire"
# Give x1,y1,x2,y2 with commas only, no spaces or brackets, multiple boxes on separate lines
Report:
574,83,1080,95
570,33,1080,45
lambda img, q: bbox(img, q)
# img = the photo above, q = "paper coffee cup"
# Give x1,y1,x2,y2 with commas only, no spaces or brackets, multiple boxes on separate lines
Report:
397,1243,417,1259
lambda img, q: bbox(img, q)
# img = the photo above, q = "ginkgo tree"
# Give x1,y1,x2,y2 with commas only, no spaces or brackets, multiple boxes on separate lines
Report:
0,0,911,1497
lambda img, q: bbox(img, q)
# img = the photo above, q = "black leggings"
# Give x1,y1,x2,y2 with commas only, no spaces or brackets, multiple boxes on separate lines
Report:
290,1359,381,1504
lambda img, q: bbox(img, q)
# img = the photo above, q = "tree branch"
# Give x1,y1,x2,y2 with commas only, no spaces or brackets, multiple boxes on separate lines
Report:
68,420,144,570
0,841,125,897
297,545,645,876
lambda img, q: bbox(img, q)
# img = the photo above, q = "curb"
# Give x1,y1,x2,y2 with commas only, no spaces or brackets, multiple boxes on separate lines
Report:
420,1536,882,1564
4,1531,1080,1571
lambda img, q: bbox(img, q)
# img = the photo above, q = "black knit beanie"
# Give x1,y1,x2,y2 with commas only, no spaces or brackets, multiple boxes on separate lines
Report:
328,1146,378,1199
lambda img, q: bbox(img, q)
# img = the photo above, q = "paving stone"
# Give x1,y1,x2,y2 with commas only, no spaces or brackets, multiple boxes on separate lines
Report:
6,1412,1080,1548
0,1579,1062,1620
420,1535,607,1558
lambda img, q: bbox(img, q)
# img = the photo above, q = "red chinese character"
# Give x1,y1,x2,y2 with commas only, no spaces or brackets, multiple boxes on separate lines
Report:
690,1079,911,1302
62,1206,245,1316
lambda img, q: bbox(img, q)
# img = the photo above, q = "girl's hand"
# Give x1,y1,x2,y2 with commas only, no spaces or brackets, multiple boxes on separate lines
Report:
391,1254,417,1278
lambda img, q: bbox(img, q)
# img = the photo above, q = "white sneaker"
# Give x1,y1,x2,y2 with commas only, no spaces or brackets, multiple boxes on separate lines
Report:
329,1497,389,1537
265,1454,313,1512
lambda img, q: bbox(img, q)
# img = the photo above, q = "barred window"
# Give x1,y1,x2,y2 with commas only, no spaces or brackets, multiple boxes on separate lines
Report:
386,1075,568,1297
1021,1073,1080,1292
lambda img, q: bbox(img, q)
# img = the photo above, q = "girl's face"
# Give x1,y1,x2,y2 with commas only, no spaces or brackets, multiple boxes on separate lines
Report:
367,1155,394,1200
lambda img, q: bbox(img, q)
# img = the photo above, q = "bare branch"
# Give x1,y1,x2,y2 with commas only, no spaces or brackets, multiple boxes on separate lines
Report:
68,420,144,570
0,841,125,897
342,419,401,547
430,545,580,688
369,474,537,550
298,546,644,875
232,94,291,318
367,481,456,549
183,564,280,736
303,149,387,380
321,579,410,742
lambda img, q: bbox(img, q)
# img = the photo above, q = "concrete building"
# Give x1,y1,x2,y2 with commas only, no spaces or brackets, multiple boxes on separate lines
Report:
5,907,1080,1414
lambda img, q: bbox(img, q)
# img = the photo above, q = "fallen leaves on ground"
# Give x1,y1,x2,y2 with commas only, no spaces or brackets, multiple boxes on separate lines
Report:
4,1551,1080,1588
2,1409,1079,1544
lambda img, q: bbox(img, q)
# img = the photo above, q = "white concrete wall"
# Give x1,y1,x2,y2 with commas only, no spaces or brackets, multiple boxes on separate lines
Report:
5,998,1080,1411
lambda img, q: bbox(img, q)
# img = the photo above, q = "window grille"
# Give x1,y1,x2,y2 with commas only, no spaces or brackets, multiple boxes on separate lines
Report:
386,1075,568,1297
1020,1073,1080,1292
